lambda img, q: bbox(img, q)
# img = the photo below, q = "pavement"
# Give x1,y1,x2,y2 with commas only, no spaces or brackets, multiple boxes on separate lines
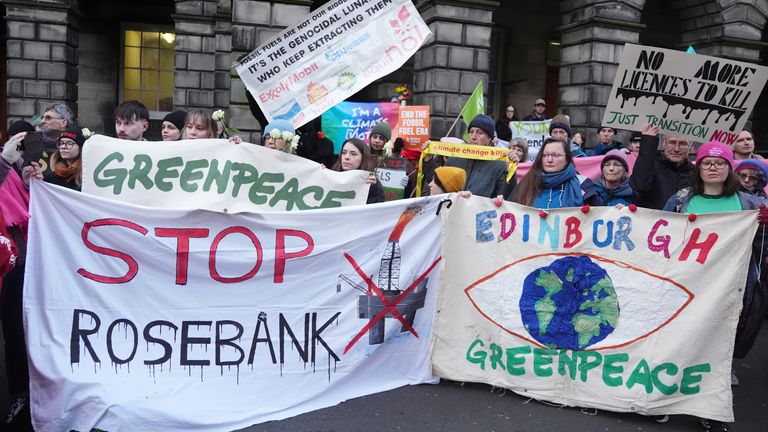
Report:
2,322,767,431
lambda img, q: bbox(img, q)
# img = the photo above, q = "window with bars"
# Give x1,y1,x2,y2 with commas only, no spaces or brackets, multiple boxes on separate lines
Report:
121,28,175,114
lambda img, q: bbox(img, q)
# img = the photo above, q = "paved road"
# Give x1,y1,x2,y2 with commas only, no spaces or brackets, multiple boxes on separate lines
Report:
2,323,767,431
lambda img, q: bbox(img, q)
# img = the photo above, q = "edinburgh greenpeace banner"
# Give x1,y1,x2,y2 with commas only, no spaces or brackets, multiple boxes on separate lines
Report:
25,181,443,432
321,101,399,153
510,120,551,161
602,44,768,144
234,0,430,127
81,135,370,212
431,197,757,422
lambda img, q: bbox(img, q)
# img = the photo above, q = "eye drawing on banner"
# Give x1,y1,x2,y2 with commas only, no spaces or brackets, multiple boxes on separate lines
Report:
337,204,442,354
465,253,693,351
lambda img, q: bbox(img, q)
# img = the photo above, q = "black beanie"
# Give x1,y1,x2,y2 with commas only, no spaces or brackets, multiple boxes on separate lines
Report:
549,122,571,137
163,110,188,130
468,114,495,138
8,120,34,136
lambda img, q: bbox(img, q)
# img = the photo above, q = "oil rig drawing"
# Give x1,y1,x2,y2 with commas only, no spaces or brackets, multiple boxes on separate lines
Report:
337,204,428,345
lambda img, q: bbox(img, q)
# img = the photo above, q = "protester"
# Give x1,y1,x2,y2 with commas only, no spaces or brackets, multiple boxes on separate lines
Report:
261,119,298,154
22,126,85,191
428,166,467,195
594,150,635,205
38,103,74,131
114,100,149,141
495,105,517,141
630,124,695,210
735,160,768,199
571,129,587,155
332,138,384,204
550,114,586,158
663,142,768,431
296,120,335,167
522,98,548,121
0,212,17,283
509,138,529,164
445,114,507,198
368,122,391,155
513,137,598,209
161,110,187,141
182,109,217,140
732,130,763,160
628,131,642,153
591,126,624,155
0,123,32,430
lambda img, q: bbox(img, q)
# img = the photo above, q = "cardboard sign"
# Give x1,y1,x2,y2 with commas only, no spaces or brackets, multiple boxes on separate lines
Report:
602,44,768,144
234,0,430,128
396,106,430,151
375,157,408,200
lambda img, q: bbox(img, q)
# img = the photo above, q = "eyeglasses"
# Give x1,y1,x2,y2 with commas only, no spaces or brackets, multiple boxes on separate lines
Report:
57,140,76,149
665,141,691,149
506,109,515,112
542,153,565,159
699,160,728,170
43,115,64,122
738,172,761,181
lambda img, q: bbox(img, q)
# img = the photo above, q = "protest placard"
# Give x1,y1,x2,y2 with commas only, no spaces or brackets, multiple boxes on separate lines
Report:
234,0,430,128
375,157,409,200
26,181,443,432
396,106,430,151
431,197,756,422
510,120,551,161
81,135,370,212
602,44,768,144
321,101,399,153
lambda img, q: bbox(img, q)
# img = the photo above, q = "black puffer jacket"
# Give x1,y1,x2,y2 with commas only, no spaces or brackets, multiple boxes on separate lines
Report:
629,135,695,210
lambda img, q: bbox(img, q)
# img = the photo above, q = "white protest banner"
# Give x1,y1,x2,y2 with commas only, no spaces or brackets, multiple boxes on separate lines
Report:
26,181,443,432
510,120,551,161
234,0,431,127
431,197,757,422
81,135,369,212
602,44,768,144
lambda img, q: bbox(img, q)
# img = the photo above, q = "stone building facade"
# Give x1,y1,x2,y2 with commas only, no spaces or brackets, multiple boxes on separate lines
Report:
2,0,768,148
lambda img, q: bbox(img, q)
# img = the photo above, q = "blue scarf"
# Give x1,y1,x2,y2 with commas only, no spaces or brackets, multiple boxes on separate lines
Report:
533,163,583,209
594,177,634,205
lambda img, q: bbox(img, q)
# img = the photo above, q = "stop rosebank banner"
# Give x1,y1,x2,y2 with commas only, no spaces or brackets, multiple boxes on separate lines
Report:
431,197,756,422
235,0,431,127
81,135,370,212
26,181,443,432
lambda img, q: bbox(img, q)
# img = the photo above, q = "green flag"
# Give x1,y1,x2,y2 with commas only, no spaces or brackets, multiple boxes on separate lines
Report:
461,81,484,142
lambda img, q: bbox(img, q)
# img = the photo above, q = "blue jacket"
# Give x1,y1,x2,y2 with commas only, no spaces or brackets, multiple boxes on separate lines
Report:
591,140,624,156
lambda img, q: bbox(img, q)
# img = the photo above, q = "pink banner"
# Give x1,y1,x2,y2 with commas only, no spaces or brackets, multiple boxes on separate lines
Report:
515,153,638,182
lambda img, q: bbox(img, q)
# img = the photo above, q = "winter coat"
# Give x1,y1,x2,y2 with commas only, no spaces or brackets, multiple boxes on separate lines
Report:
445,158,507,198
630,135,695,210
663,187,768,358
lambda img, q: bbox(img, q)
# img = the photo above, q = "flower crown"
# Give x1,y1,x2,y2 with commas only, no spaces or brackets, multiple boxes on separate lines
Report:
269,128,300,151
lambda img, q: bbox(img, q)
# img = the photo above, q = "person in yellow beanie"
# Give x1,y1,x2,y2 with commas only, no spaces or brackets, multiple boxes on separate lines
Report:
429,166,467,195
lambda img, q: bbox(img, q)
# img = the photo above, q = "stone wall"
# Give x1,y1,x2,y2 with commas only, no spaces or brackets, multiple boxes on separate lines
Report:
413,0,498,139
4,0,79,127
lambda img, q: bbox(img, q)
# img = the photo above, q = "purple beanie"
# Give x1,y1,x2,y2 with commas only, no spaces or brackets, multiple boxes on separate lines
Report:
601,149,629,171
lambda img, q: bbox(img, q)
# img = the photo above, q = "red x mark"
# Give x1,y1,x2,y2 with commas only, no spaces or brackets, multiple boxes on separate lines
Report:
342,253,442,354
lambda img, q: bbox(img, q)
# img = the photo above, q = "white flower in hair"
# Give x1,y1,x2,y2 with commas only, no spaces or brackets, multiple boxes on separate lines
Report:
290,135,300,151
383,139,393,157
81,128,93,139
281,131,294,142
269,128,281,139
211,110,225,121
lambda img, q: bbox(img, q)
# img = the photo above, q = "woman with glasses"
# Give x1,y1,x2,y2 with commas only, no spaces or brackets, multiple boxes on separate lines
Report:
662,141,767,432
22,126,85,191
513,137,598,210
495,105,517,142
734,160,768,200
